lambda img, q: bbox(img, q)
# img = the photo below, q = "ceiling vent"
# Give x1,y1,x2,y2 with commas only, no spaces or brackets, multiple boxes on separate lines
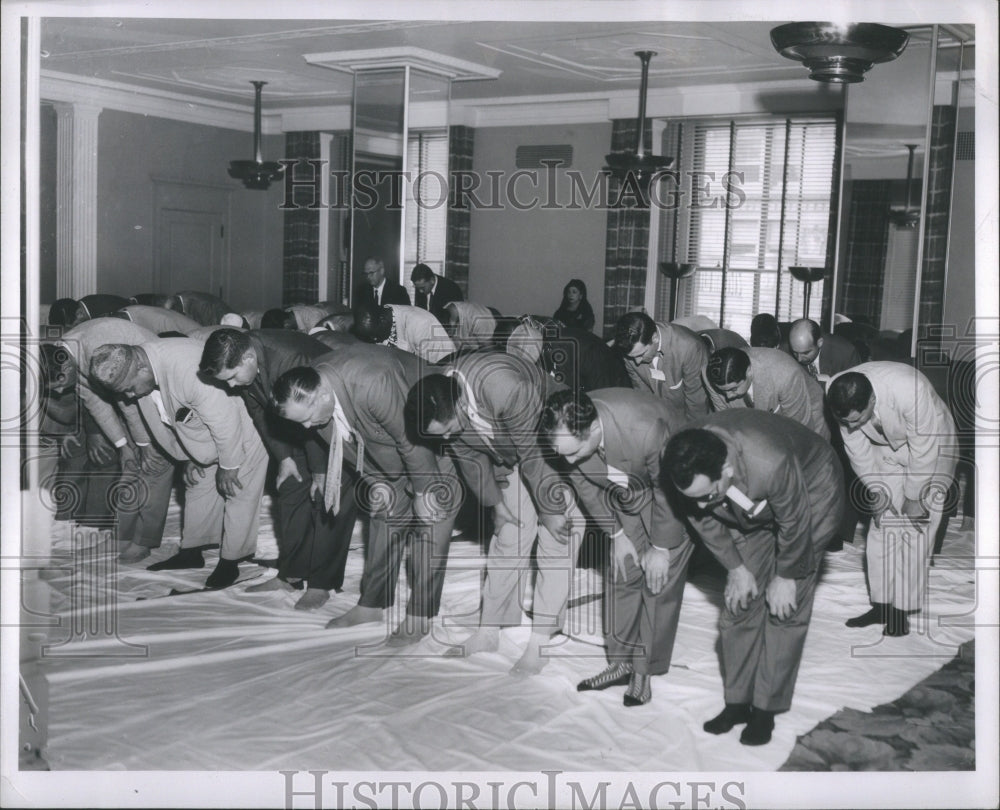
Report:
515,144,573,169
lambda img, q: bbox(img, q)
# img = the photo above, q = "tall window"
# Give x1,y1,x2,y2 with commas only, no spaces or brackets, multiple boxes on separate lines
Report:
661,117,838,337
404,130,449,294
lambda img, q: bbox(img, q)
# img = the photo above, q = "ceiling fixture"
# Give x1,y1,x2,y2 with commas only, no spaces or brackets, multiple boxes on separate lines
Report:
604,51,673,186
769,22,909,84
889,144,921,229
228,81,284,191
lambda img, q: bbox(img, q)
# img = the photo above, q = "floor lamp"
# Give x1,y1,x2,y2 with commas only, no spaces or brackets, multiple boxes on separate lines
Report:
789,266,826,318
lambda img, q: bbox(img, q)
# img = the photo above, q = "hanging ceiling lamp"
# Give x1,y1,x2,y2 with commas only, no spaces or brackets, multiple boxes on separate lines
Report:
889,144,921,229
770,22,909,84
228,81,284,190
604,51,673,186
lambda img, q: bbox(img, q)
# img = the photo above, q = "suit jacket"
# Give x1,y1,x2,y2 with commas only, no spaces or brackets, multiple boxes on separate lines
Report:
137,338,257,468
168,291,233,326
236,330,334,465
311,344,441,489
61,318,159,446
830,361,956,503
414,274,463,324
815,332,863,377
386,305,456,363
681,410,843,580
287,303,337,333
356,279,411,308
119,305,202,336
706,347,829,440
567,388,687,551
445,350,559,513
625,321,710,421
77,294,130,320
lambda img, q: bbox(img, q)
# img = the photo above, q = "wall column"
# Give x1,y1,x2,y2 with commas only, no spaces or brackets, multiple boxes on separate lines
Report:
53,102,101,298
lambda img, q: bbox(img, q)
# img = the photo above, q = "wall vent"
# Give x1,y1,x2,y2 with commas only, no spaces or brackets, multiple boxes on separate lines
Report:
515,144,573,169
956,131,974,161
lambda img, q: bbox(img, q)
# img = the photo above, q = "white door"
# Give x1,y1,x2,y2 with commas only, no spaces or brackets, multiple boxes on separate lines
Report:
153,181,231,299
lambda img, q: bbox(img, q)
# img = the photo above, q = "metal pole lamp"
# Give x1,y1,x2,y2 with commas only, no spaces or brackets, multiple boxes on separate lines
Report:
228,81,284,190
789,266,827,318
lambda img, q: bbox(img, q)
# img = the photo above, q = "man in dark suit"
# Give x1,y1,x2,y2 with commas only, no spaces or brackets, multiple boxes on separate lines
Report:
49,294,131,327
271,343,458,645
661,410,844,746
90,339,269,589
410,263,463,325
540,388,693,707
405,351,584,674
356,256,410,307
199,329,358,609
788,318,862,384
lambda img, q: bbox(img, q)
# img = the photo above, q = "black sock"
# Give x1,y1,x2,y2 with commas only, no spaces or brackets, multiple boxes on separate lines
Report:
205,558,240,589
740,707,775,746
883,607,910,636
147,547,205,571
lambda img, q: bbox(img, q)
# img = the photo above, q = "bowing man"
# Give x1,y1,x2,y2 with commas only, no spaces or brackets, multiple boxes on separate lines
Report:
540,388,694,706
270,343,458,645
90,339,269,589
661,410,844,745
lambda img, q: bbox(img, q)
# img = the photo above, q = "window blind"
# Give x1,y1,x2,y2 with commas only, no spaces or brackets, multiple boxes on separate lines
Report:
404,131,450,285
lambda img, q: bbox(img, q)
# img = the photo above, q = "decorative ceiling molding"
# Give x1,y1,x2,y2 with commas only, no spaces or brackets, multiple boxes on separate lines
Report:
303,47,502,82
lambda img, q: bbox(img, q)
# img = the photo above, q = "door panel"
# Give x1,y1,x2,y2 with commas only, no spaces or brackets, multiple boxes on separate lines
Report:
153,181,231,298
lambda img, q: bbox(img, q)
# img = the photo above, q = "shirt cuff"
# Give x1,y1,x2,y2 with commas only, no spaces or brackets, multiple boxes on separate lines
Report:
114,438,128,449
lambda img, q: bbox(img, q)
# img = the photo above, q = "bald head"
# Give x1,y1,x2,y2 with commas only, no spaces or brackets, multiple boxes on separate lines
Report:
788,318,822,365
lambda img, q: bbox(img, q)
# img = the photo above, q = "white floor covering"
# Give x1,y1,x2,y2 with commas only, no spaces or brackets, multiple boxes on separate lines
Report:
34,497,977,774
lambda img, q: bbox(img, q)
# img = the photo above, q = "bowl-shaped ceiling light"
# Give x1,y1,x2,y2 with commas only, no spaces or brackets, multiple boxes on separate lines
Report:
228,81,284,190
770,22,909,84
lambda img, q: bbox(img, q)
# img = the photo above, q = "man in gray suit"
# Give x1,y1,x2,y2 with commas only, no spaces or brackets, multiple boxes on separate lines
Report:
540,388,693,707
662,410,844,746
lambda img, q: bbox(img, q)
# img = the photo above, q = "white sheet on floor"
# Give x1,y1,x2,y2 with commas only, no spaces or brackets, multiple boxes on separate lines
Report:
35,497,976,774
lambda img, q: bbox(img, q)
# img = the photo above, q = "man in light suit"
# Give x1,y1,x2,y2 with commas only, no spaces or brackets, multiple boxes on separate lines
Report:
164,290,233,327
271,343,458,645
47,318,175,563
356,256,411,307
115,304,203,336
788,318,862,384
200,328,359,609
662,410,844,746
352,302,457,364
704,347,829,441
541,388,694,706
613,312,709,421
405,351,585,674
411,263,464,325
90,339,268,589
828,363,957,637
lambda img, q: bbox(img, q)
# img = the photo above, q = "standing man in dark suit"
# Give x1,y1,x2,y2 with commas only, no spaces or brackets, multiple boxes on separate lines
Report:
199,328,359,609
410,263,463,325
661,410,844,746
541,388,693,707
613,312,710,421
271,343,458,645
787,318,862,385
357,257,410,307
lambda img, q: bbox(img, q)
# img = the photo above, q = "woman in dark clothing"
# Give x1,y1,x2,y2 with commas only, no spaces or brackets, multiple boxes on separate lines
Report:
552,278,596,333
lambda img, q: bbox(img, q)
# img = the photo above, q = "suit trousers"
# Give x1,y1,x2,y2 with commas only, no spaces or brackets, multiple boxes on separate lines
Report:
115,442,175,548
276,457,358,591
179,432,268,560
479,464,587,634
52,429,118,525
606,537,694,675
718,525,831,713
357,470,458,618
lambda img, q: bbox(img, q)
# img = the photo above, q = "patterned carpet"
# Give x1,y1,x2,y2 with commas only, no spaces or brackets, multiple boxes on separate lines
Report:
780,639,975,771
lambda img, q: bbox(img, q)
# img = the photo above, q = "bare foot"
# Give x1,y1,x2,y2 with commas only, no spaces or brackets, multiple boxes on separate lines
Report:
294,588,330,611
325,604,384,629
509,635,551,676
117,542,151,564
385,616,432,647
444,627,500,657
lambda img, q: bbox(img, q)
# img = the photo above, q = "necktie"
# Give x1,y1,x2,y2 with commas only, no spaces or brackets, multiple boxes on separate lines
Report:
806,363,819,380
446,369,495,444
426,291,432,312
323,396,360,514
150,390,171,425
744,391,754,408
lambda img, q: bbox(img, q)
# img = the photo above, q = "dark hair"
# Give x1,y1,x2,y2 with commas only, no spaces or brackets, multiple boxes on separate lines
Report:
540,389,597,438
261,308,296,330
271,366,322,415
48,298,79,327
827,372,873,418
661,428,728,490
749,313,781,348
352,302,392,343
404,374,461,439
200,328,252,377
157,331,188,338
562,279,588,302
613,311,656,353
705,347,750,388
411,263,434,282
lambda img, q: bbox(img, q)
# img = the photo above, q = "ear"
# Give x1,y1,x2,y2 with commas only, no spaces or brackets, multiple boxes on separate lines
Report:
241,349,256,365
721,461,734,480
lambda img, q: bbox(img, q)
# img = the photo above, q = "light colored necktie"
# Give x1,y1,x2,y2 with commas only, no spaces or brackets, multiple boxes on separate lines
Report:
446,369,494,441
323,396,360,514
150,389,171,425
